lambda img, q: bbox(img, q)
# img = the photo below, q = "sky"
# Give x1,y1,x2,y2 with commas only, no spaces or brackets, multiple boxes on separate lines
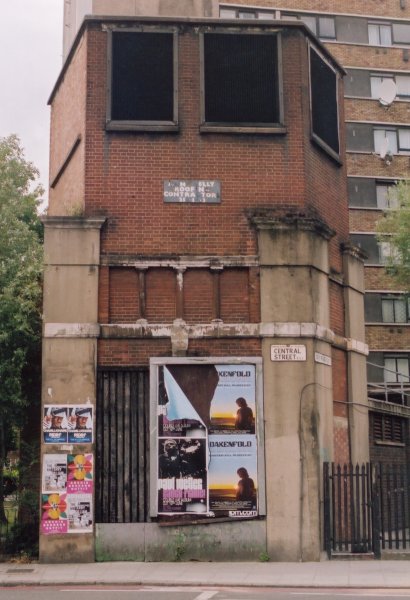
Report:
0,1,64,210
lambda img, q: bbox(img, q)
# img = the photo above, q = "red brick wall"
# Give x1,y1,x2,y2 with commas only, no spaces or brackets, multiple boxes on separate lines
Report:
98,337,261,366
145,269,177,323
183,269,215,323
329,280,345,336
74,24,350,276
109,267,140,323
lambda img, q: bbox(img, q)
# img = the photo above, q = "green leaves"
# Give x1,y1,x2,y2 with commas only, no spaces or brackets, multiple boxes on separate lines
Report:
376,181,410,290
0,135,42,431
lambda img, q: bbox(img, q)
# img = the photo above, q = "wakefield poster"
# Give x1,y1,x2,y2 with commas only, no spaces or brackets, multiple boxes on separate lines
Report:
157,363,258,517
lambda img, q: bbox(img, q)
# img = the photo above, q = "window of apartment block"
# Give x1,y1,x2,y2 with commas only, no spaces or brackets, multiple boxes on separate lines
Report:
370,73,395,99
382,296,408,323
107,29,177,131
374,128,398,154
376,181,399,209
350,234,380,264
373,413,405,444
368,22,392,46
220,8,275,20
201,32,281,131
365,293,409,323
392,23,410,45
282,13,335,39
384,356,410,383
396,75,410,98
398,129,410,152
309,46,339,157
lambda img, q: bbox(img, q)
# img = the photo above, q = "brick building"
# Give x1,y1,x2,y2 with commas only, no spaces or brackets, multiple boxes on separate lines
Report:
41,9,369,562
214,0,410,475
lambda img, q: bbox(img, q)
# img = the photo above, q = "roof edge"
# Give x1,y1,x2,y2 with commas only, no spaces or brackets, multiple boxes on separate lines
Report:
48,15,345,105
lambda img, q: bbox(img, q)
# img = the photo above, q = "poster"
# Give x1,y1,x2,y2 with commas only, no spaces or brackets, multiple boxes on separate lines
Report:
43,406,68,443
67,406,93,443
41,492,68,534
42,454,68,493
67,494,93,533
158,438,207,513
43,404,93,444
208,434,258,516
210,366,256,434
156,363,258,517
67,454,93,493
41,454,94,534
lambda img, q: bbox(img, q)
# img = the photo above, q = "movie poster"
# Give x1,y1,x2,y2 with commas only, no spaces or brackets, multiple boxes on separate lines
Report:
208,434,258,516
43,404,94,444
41,492,68,534
67,494,93,533
42,454,68,493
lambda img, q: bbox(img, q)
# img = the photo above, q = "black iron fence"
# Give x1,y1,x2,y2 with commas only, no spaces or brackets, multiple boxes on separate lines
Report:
324,462,410,558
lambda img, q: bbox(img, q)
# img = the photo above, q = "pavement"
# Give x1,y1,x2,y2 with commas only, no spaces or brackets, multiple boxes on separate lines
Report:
1,558,410,588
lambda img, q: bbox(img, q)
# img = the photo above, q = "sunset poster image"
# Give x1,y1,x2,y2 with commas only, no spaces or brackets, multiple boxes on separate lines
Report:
209,365,256,434
208,434,258,515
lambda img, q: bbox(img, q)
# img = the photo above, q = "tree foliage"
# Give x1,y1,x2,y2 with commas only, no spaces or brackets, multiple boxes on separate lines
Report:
0,135,43,522
376,180,410,290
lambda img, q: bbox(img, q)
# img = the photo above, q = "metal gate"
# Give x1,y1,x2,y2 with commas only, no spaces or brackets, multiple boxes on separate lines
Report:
95,368,150,523
324,462,410,558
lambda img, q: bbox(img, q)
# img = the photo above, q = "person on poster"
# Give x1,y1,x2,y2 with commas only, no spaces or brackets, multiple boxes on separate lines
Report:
68,407,92,430
43,407,67,430
159,439,185,478
180,439,206,478
235,398,254,431
236,467,256,502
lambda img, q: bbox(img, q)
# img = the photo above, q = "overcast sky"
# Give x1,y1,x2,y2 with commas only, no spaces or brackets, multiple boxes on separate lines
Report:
0,0,64,210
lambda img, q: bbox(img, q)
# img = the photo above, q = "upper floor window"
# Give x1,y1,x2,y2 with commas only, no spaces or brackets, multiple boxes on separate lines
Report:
371,73,410,100
374,128,410,155
368,22,392,46
365,293,409,323
382,296,408,323
220,8,274,20
201,32,282,132
107,29,178,131
384,355,410,383
376,181,399,209
300,15,336,39
309,46,340,158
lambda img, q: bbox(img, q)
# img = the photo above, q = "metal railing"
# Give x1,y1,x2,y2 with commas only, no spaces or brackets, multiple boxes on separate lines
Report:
367,361,410,407
324,462,410,558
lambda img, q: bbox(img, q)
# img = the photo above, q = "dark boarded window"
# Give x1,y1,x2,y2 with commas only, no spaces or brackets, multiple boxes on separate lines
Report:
111,31,174,122
310,47,339,156
373,413,405,444
203,33,279,124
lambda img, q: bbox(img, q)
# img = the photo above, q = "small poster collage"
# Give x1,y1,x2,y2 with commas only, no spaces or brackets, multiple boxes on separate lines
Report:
157,364,258,518
41,404,93,535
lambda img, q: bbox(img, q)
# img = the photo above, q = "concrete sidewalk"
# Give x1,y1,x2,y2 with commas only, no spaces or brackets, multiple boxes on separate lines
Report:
1,559,410,588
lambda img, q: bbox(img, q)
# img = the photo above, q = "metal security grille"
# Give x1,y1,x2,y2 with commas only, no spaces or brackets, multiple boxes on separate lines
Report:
96,368,150,523
203,33,279,124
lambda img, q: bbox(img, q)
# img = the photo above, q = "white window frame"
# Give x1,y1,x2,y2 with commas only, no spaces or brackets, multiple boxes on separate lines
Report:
368,22,392,47
381,296,408,323
384,356,410,383
376,182,399,209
